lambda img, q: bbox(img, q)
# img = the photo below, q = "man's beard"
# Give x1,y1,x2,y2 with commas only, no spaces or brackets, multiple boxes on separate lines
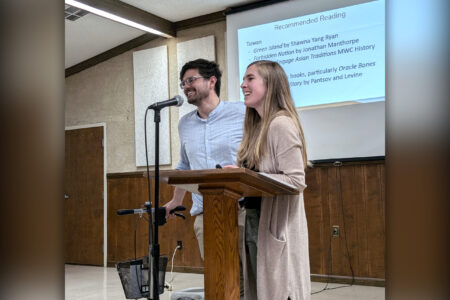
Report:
186,88,209,105
187,96,199,105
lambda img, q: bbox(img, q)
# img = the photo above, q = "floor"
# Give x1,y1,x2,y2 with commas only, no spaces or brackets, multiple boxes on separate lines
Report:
65,264,385,300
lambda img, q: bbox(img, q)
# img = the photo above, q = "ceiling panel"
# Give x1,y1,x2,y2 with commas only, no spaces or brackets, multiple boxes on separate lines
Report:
65,13,144,68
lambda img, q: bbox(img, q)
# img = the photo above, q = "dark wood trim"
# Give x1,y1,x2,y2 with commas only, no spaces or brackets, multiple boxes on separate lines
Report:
224,0,288,15
65,33,158,77
169,266,204,274
174,11,226,31
107,169,182,179
77,0,175,37
107,171,145,179
310,158,385,168
311,274,385,287
311,156,385,165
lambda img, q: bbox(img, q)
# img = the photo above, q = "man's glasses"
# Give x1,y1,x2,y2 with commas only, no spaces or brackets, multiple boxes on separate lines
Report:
180,76,204,89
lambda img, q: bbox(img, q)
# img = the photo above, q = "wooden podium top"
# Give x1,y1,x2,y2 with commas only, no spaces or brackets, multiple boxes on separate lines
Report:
153,168,299,197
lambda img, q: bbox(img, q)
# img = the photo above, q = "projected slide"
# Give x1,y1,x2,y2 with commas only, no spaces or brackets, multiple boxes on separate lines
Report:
238,0,385,107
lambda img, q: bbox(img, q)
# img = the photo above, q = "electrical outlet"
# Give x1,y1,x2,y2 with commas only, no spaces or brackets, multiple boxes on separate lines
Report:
177,240,182,250
332,225,340,237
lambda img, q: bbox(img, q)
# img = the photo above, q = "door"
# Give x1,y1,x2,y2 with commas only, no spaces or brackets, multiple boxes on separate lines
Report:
65,127,104,265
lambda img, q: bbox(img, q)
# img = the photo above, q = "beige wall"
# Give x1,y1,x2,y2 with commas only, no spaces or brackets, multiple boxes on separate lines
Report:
65,21,227,173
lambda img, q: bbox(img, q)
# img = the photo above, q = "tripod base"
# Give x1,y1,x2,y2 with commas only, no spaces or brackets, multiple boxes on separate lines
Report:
117,256,169,299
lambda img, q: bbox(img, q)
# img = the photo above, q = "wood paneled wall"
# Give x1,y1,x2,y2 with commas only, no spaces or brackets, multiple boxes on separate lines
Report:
107,160,385,283
304,160,385,284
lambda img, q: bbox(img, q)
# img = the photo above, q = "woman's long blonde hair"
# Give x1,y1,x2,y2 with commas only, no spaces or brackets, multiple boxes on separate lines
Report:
237,60,307,169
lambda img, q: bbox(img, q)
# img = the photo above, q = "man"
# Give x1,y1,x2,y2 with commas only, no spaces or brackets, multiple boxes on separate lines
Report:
164,59,245,261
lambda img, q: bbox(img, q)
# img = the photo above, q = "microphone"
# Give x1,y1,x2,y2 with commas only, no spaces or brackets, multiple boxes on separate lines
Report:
148,95,183,110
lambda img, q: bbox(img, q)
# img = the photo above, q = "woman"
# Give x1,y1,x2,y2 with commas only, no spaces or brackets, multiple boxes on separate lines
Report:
227,60,310,300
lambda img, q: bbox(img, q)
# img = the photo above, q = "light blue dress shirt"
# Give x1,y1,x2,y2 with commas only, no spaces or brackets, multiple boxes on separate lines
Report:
176,101,245,215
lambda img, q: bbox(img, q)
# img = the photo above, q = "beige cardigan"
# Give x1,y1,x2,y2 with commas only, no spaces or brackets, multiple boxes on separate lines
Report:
243,116,311,300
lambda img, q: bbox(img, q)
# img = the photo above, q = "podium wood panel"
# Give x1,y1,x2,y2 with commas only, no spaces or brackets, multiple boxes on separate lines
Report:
202,187,240,300
155,168,298,300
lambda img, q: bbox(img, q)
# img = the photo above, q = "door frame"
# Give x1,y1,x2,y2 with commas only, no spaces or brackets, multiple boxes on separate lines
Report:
65,123,107,266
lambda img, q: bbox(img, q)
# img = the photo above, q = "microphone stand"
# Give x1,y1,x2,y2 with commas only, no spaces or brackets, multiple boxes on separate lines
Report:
150,107,161,300
145,98,182,299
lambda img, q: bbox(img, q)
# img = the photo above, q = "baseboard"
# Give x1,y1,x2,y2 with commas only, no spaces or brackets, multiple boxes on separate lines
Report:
168,266,205,274
311,274,385,287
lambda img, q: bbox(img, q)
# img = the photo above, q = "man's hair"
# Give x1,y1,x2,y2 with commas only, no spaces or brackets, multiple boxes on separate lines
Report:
180,59,222,97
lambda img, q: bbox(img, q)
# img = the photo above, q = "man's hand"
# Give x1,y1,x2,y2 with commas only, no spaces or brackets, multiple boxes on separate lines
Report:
163,187,186,220
163,199,181,219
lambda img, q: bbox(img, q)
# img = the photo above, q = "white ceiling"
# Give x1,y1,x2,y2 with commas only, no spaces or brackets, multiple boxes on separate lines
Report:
120,0,252,22
65,13,143,68
65,0,257,69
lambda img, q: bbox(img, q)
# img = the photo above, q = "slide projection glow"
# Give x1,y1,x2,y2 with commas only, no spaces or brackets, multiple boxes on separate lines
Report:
238,0,385,107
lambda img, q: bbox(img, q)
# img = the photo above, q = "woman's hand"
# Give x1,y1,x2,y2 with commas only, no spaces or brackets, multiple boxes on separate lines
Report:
223,165,239,169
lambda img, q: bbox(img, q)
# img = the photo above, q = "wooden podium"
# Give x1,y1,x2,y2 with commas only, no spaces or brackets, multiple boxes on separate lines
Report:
157,168,299,300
